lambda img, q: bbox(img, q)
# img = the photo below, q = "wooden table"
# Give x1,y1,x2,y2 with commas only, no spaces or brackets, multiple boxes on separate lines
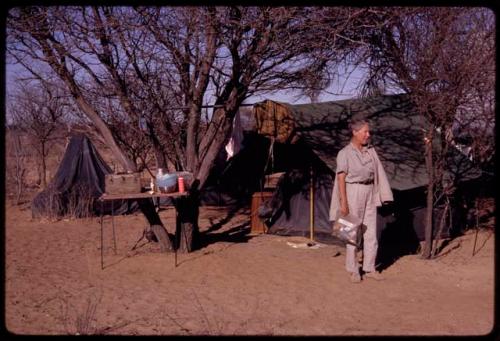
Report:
98,191,188,269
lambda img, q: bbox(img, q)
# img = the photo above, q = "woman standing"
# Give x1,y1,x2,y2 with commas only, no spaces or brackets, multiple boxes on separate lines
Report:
329,118,393,283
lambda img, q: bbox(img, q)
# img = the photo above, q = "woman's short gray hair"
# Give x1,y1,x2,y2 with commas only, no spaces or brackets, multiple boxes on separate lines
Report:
349,118,370,132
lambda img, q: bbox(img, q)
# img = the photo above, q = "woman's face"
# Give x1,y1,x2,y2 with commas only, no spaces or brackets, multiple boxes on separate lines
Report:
352,123,370,145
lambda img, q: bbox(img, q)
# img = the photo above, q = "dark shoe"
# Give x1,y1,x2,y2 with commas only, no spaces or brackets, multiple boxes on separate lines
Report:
363,271,385,281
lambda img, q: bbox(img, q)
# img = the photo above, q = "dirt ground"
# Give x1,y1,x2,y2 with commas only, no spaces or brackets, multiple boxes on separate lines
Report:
4,200,495,336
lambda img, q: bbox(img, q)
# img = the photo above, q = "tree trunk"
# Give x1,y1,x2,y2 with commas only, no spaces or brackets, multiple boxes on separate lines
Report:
13,133,25,205
431,200,450,258
422,132,434,259
181,87,245,252
40,52,166,239
136,199,174,252
41,142,47,188
152,141,168,170
197,98,243,189
151,225,172,253
174,189,200,253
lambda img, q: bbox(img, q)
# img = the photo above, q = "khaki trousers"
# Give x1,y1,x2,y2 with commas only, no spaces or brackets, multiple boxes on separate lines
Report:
345,183,378,273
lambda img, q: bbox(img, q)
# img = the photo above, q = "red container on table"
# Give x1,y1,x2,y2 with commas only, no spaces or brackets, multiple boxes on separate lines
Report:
178,176,185,193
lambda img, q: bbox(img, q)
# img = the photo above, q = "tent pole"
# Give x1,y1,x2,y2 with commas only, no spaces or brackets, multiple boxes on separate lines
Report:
100,200,104,270
310,166,314,241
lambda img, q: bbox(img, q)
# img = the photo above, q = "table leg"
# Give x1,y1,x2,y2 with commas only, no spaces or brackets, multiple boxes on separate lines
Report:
112,199,117,254
100,200,104,270
175,205,178,267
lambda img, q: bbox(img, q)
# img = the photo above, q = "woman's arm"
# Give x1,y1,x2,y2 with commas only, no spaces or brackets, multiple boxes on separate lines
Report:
337,172,349,216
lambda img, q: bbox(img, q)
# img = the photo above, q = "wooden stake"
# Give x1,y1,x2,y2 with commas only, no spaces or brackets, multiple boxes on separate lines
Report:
472,197,479,256
310,166,314,241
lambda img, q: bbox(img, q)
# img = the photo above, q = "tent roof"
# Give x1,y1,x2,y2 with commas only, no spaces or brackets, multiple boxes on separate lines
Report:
254,94,479,191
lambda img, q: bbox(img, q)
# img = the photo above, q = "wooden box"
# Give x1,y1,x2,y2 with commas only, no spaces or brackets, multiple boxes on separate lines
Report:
105,172,142,195
250,191,274,234
264,172,285,189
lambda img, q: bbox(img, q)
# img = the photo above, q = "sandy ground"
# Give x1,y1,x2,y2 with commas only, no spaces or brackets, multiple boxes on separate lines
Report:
4,201,495,336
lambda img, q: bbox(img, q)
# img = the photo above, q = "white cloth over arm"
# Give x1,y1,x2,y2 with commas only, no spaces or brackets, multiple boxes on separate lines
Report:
329,146,393,222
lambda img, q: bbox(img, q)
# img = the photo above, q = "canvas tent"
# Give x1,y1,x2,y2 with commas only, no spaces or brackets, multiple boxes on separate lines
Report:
249,94,482,252
32,134,138,219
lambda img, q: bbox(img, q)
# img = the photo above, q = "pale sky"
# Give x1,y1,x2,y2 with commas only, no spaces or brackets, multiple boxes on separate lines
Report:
248,68,366,105
5,58,367,113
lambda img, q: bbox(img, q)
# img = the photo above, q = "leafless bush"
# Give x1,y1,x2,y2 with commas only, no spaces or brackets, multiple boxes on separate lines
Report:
31,187,64,221
52,291,102,335
6,129,28,205
74,295,100,335
66,184,95,220
7,82,70,189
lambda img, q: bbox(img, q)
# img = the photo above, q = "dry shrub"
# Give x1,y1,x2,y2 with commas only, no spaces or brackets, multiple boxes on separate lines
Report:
66,183,95,219
75,295,99,335
476,197,495,230
31,183,96,220
31,187,64,221
54,291,102,335
5,130,29,204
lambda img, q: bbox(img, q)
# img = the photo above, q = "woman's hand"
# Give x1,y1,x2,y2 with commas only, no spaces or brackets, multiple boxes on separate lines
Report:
340,202,349,217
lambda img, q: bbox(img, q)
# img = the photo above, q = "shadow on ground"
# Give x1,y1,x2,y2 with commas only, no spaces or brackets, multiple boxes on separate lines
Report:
197,204,253,249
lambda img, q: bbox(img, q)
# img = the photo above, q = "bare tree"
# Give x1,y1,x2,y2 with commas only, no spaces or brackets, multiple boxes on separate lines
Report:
136,7,388,185
8,82,69,188
5,127,28,204
356,7,495,258
133,6,390,250
7,6,176,251
7,6,389,252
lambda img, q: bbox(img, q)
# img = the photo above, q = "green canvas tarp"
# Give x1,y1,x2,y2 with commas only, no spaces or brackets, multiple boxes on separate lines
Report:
255,93,480,192
252,94,483,265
